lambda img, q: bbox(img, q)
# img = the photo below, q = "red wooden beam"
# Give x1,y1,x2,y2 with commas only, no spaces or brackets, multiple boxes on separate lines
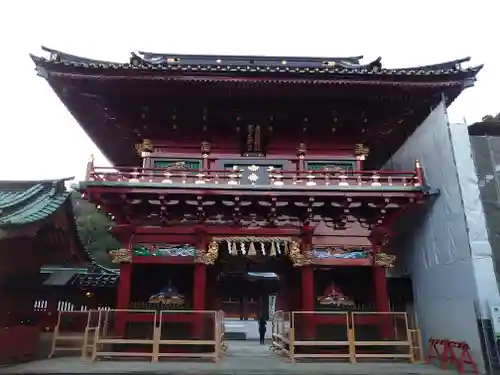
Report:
129,226,301,236
313,258,372,266
84,186,424,199
132,234,195,243
132,256,195,264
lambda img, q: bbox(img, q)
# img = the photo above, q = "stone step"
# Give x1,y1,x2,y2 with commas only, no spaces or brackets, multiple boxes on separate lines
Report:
224,331,247,340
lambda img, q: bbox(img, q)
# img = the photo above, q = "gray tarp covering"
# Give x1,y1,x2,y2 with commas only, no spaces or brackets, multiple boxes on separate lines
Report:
469,134,500,280
451,123,499,316
384,101,500,370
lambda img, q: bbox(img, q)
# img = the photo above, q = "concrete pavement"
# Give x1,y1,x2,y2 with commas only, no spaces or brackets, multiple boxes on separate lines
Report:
1,340,456,374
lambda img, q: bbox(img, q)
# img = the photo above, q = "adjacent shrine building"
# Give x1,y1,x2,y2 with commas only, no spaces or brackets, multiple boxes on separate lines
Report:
31,47,482,341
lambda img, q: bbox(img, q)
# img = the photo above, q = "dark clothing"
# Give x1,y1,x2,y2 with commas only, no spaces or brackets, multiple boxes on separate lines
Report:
258,318,267,344
259,330,265,344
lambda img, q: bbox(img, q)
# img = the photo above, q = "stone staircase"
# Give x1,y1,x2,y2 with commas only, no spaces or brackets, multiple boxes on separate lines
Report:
223,318,271,341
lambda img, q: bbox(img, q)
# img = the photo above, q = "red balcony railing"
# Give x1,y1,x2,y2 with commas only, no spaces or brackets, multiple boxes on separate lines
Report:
84,157,424,189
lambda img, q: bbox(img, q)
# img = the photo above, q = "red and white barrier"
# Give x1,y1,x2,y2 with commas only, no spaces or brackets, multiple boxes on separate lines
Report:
427,337,478,374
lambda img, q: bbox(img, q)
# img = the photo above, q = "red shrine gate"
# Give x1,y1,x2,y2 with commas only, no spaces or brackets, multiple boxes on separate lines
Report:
29,47,481,361
86,156,425,341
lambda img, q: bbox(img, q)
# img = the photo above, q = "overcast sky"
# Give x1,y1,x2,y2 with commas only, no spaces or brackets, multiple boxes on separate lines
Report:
1,0,497,181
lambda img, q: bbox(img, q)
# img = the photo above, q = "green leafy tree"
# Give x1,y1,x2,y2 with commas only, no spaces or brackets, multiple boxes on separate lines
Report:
71,191,119,269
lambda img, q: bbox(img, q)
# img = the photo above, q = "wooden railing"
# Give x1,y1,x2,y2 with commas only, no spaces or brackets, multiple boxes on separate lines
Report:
90,309,222,362
87,166,422,188
272,310,422,363
49,311,93,358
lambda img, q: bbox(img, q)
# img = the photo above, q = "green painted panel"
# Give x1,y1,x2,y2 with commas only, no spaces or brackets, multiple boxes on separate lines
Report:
153,160,201,169
307,161,355,172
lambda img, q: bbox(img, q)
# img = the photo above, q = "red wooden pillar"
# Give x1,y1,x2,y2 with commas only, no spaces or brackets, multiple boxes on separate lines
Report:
301,265,315,339
193,263,207,337
372,244,391,338
116,262,132,336
276,274,285,311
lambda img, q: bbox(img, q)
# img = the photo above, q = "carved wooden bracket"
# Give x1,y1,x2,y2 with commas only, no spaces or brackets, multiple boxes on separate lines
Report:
109,248,132,264
374,252,396,267
195,241,219,265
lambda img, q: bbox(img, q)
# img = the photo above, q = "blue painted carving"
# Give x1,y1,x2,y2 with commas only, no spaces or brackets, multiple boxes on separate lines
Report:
313,247,369,259
133,244,196,257
149,282,185,307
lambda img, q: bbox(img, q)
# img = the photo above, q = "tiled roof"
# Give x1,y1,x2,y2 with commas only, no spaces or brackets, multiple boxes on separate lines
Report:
0,179,72,227
30,46,482,83
40,267,119,287
72,273,119,287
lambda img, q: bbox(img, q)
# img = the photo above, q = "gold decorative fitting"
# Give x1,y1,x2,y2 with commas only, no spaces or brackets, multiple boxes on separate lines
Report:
297,142,307,156
288,240,311,267
355,143,370,157
164,161,188,171
197,237,314,266
135,139,154,156
109,248,132,264
374,252,396,268
201,141,211,155
196,241,219,265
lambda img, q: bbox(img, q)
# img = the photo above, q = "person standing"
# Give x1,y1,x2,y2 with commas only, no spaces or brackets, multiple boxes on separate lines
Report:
258,316,267,344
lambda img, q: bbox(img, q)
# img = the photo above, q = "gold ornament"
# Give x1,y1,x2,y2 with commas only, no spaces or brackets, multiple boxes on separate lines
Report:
134,139,154,155
203,241,219,265
354,143,370,157
288,240,311,267
109,248,132,264
374,252,396,267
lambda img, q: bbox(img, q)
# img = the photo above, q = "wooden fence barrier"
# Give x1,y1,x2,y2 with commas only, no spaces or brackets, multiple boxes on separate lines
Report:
154,310,221,362
79,309,224,362
271,310,419,364
49,311,90,358
81,310,99,358
218,310,227,353
409,328,424,363
351,311,413,362
91,309,157,361
271,310,293,360
292,311,353,362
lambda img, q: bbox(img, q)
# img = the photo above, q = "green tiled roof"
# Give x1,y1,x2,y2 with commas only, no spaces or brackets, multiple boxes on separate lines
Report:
0,178,72,226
